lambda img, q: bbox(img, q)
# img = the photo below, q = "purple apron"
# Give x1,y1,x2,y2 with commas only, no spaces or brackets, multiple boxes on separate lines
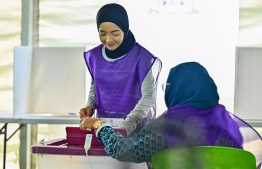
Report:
151,104,262,168
84,43,161,128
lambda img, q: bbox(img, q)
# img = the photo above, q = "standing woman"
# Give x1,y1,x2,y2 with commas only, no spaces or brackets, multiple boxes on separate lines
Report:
79,3,162,135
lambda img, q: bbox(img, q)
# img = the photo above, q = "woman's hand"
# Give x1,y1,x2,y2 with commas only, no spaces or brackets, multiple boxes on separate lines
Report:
79,106,94,123
79,117,105,131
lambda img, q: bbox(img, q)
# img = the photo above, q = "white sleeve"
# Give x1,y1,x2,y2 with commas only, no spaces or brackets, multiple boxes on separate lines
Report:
120,68,156,135
86,79,97,110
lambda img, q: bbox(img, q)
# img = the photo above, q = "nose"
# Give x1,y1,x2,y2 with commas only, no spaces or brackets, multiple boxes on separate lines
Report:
106,35,113,43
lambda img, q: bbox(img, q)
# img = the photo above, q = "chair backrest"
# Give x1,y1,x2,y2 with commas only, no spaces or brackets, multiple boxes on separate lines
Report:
151,146,256,169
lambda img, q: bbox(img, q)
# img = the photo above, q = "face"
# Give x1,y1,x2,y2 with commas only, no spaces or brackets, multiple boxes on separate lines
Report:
99,22,124,51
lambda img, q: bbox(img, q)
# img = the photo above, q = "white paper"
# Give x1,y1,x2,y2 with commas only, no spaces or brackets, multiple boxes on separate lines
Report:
84,134,92,156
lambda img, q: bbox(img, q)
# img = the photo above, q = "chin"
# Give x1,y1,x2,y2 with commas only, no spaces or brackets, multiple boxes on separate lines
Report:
107,47,117,51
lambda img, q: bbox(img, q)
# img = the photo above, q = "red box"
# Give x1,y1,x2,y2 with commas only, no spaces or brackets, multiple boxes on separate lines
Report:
66,127,127,147
31,126,127,156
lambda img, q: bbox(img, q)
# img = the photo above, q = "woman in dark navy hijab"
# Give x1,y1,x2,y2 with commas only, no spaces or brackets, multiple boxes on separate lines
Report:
96,3,136,59
80,62,262,167
80,3,162,136
164,62,219,109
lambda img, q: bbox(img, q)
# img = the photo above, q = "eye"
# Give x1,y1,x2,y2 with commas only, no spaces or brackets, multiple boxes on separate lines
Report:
99,30,106,36
112,30,120,36
99,33,106,36
112,33,120,36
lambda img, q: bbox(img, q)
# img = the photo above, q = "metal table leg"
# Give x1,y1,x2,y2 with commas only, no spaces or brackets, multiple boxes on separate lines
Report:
0,123,24,169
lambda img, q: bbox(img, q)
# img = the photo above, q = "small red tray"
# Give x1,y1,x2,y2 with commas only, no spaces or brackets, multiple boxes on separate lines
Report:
66,127,127,147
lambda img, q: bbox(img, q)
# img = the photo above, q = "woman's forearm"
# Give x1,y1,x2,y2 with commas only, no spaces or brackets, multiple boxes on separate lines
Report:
97,125,165,163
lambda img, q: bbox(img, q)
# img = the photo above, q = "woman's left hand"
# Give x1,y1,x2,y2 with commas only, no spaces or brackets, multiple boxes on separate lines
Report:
79,117,104,131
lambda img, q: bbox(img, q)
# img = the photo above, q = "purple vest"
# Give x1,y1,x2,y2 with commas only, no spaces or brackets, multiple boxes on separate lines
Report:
152,104,262,167
151,104,243,148
84,43,161,121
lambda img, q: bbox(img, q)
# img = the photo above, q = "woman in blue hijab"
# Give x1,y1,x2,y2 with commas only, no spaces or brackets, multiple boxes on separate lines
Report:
79,3,162,136
80,62,262,167
164,61,219,109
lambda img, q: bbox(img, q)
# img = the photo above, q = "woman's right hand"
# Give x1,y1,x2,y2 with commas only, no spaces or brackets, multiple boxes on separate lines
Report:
79,106,94,122
79,117,105,131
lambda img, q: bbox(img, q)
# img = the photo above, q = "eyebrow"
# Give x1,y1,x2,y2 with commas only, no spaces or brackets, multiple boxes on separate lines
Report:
99,30,120,33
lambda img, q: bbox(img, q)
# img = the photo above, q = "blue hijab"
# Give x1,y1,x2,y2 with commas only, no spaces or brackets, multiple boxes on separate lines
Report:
164,62,219,109
96,3,136,59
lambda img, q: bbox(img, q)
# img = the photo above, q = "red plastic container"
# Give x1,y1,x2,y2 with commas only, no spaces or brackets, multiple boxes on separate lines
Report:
66,126,127,147
31,126,145,169
31,126,127,156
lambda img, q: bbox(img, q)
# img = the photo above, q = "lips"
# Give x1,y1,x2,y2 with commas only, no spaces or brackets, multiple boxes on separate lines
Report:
107,43,115,48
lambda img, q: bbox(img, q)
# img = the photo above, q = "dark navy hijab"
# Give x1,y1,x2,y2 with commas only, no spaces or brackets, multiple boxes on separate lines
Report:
164,62,219,109
96,3,136,59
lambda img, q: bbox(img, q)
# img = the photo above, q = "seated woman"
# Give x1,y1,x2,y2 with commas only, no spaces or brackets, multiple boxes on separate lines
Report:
80,62,262,167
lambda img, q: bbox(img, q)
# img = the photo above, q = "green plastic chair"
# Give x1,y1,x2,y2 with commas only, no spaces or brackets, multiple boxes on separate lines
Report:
151,146,256,169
